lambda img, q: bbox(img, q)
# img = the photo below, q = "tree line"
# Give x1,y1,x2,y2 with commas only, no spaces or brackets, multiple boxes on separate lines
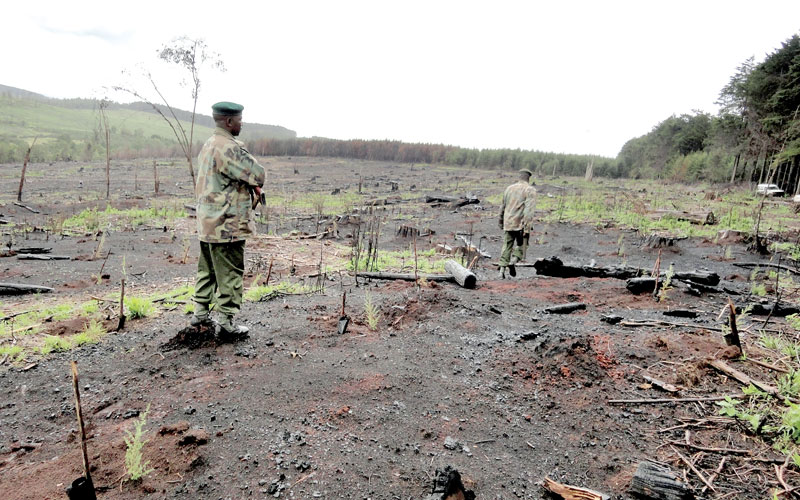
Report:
247,136,621,177
618,33,800,190
2,31,797,188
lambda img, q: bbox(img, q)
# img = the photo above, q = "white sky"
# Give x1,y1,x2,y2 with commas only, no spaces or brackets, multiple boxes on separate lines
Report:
3,1,799,157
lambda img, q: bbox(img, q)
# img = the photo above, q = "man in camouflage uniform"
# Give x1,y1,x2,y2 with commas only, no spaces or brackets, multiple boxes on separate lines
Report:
191,101,266,337
498,168,536,279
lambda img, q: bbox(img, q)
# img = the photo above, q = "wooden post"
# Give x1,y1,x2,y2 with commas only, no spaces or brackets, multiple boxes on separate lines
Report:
265,256,274,285
17,137,37,202
116,278,126,331
725,300,741,350
70,361,92,484
444,259,477,289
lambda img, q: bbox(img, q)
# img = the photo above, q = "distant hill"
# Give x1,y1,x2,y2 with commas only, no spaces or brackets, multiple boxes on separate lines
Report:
0,84,47,100
0,84,296,163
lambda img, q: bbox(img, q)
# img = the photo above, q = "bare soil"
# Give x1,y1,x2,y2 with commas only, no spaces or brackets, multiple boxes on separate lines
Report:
0,157,797,499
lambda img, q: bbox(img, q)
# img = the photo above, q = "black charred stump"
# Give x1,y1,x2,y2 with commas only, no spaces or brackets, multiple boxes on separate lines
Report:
426,466,475,500
161,324,217,351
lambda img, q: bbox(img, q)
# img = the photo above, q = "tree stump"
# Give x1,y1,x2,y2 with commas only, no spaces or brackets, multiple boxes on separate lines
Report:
642,234,683,249
629,460,695,499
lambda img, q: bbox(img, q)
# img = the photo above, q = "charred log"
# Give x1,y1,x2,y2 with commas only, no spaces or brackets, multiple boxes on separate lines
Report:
629,460,695,500
545,302,587,314
0,283,55,295
444,259,477,289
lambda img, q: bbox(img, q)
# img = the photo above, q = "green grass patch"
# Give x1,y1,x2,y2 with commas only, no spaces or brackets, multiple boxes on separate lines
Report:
244,280,314,302
39,335,72,355
63,203,187,232
124,296,156,319
347,248,448,273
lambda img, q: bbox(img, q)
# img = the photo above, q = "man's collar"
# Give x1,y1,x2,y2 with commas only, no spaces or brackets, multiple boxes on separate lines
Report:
214,127,235,139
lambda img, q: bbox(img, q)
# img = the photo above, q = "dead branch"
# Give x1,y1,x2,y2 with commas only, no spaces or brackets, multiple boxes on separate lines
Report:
667,441,751,455
13,201,40,214
670,445,715,491
708,359,779,397
702,457,727,494
541,477,609,500
608,395,738,405
733,262,800,276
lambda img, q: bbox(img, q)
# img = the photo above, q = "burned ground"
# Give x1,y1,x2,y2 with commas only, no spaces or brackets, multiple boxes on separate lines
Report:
0,158,799,499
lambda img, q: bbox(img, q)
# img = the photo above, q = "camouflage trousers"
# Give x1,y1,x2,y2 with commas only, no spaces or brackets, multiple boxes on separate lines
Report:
499,230,526,267
520,232,530,261
193,240,246,319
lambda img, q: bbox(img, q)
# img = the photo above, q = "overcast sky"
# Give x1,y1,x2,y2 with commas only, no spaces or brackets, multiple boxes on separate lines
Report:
4,1,800,157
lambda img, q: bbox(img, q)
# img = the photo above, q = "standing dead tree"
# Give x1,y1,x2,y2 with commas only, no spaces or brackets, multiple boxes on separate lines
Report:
153,160,160,195
98,100,112,199
17,136,37,202
113,37,225,188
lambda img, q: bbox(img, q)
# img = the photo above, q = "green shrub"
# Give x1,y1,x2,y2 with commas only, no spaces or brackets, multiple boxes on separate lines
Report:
124,405,153,481
364,292,381,331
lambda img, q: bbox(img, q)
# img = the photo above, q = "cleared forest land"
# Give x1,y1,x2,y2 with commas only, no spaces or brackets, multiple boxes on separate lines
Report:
1,157,800,499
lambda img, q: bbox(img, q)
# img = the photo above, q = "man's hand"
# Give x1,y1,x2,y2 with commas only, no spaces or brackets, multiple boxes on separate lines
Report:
251,186,265,210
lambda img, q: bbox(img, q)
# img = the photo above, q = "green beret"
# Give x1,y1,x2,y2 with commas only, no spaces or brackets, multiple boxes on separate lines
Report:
519,168,533,176
211,101,244,116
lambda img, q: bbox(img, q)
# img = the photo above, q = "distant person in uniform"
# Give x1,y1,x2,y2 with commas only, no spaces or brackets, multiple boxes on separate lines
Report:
190,101,266,337
498,168,536,279
519,175,537,260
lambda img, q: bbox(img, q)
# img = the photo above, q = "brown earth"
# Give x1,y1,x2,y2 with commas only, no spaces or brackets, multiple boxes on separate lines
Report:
0,157,797,499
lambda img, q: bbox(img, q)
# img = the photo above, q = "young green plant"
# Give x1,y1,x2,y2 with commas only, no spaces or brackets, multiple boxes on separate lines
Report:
124,404,153,481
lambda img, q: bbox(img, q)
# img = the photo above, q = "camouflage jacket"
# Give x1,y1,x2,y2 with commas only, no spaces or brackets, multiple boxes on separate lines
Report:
500,180,536,231
195,128,266,243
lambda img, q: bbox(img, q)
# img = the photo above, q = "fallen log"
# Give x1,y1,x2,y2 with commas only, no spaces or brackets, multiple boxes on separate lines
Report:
627,277,658,295
355,271,454,283
13,201,40,214
629,460,696,499
533,256,642,279
662,309,698,319
672,271,720,286
652,209,716,225
533,257,720,290
545,302,586,314
541,477,609,500
0,283,54,295
449,197,480,209
283,229,333,240
17,254,71,260
732,262,800,276
425,195,455,204
684,282,721,295
444,259,477,289
708,359,779,397
16,247,51,254
746,301,800,317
